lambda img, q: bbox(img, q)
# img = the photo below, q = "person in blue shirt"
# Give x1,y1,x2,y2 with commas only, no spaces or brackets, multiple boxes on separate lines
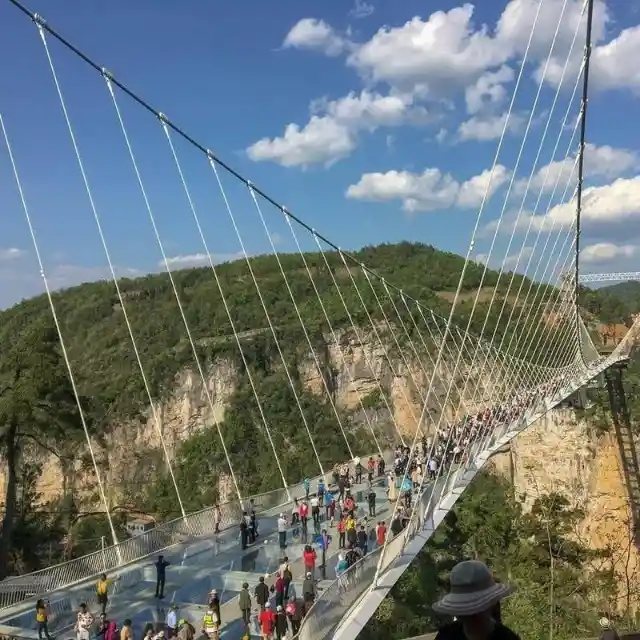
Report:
316,529,332,579
303,478,310,499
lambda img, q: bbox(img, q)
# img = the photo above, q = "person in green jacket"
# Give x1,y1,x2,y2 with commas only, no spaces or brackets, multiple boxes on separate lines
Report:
238,582,252,628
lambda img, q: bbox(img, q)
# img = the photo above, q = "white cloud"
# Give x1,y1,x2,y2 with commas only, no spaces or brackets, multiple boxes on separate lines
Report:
457,166,510,208
274,0,639,169
346,164,510,212
465,66,514,115
161,253,244,269
349,0,374,19
520,176,640,233
541,24,640,94
514,144,640,197
0,247,27,262
304,0,611,94
283,19,350,57
247,90,429,167
581,242,639,264
457,111,525,142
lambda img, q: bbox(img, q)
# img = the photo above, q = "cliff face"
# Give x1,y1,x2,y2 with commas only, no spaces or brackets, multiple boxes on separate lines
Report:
1,329,462,509
490,408,640,612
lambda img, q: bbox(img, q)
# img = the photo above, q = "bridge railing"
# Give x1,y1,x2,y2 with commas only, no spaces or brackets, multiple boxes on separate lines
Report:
0,454,375,612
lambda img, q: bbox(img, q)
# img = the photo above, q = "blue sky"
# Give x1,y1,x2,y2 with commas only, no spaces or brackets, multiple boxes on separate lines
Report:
1,0,639,308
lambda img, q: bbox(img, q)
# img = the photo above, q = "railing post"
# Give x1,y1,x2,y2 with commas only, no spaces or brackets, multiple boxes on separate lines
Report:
101,536,107,572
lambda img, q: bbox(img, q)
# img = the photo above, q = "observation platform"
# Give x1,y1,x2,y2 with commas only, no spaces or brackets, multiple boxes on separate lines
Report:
0,478,391,639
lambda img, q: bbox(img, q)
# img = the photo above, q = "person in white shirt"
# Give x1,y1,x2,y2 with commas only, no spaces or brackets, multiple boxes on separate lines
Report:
277,513,288,550
166,606,178,638
75,604,94,640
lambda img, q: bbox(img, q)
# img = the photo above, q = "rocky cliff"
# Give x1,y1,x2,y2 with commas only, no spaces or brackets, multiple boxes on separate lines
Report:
1,328,474,510
490,408,640,612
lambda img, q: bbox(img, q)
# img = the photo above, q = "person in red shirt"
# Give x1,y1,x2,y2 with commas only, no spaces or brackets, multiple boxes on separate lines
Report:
259,602,276,639
343,495,355,515
303,545,317,579
376,521,387,547
367,457,375,483
274,576,285,609
299,500,309,536
337,516,346,549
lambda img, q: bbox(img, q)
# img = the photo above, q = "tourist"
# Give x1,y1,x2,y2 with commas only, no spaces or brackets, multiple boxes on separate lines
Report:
154,555,170,599
35,599,52,640
75,603,94,640
432,560,520,639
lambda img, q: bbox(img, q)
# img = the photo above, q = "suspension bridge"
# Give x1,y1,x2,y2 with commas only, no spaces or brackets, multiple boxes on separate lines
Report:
0,0,637,638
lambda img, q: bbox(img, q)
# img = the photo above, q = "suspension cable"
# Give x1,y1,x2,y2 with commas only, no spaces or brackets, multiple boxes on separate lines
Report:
34,23,191,520
102,75,243,507
0,112,121,558
209,158,326,479
159,124,291,501
282,214,383,457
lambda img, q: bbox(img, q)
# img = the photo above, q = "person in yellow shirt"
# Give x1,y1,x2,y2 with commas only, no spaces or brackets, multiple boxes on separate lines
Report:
202,609,219,639
35,599,52,640
96,573,116,615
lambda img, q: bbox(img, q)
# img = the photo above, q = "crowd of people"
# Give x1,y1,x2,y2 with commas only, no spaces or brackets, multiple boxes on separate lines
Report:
31,373,577,640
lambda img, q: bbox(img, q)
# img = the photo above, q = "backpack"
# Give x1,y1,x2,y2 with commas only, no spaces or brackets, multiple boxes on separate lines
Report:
283,566,293,581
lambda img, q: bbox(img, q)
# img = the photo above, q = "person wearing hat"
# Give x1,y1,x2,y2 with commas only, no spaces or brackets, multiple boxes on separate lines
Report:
432,560,520,639
599,617,620,640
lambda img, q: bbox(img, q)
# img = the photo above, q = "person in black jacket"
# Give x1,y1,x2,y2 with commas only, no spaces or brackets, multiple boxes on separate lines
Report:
254,576,270,612
432,560,520,640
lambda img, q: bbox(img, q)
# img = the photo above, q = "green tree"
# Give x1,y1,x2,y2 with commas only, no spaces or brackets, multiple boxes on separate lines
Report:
0,325,87,578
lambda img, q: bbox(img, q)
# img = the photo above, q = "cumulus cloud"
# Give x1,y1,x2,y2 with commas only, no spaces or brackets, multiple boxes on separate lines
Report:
458,111,525,142
517,176,640,234
287,1,617,95
283,18,350,57
580,242,639,264
247,90,429,167
513,144,640,197
271,1,640,171
346,164,510,212
465,66,515,115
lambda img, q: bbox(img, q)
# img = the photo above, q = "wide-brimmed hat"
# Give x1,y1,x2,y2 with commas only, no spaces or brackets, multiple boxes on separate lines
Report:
433,560,515,617
600,618,611,628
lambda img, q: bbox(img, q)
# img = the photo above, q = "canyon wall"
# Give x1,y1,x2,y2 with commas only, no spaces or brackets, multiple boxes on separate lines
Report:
1,329,470,509
491,409,640,611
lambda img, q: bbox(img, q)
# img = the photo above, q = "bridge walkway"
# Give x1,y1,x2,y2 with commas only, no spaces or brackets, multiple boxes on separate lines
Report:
0,479,391,640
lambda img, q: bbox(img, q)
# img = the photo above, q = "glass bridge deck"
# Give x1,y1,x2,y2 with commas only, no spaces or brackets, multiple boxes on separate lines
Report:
0,481,392,639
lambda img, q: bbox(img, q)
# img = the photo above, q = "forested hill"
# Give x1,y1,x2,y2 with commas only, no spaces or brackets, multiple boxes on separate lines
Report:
0,241,634,576
579,280,640,324
0,241,553,426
